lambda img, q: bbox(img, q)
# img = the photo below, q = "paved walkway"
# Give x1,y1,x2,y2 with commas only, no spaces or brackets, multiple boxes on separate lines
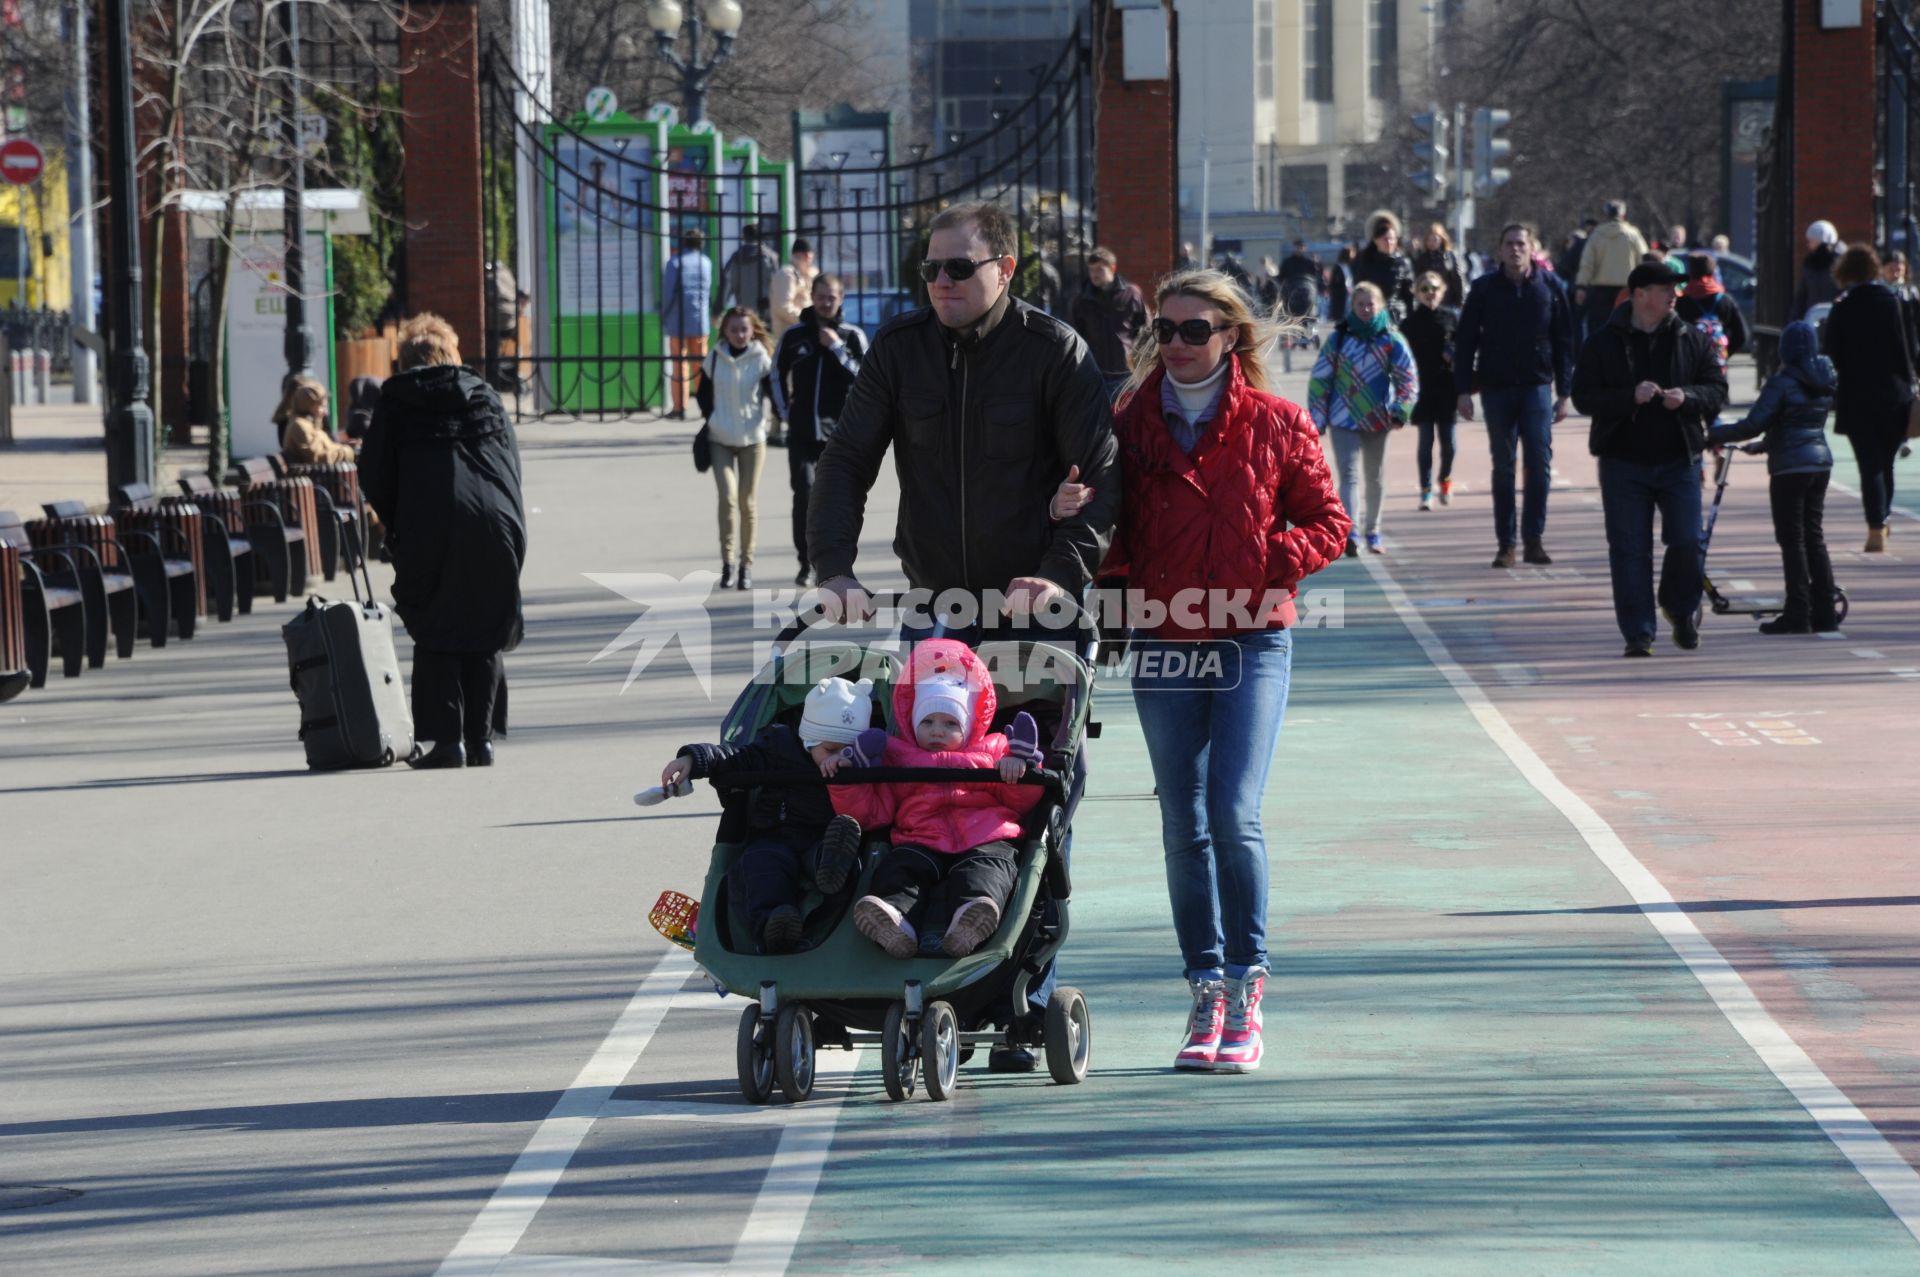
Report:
2,365,1918,1273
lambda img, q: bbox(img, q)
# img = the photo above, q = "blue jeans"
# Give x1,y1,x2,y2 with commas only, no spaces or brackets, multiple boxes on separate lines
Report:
1130,628,1293,981
1597,455,1705,644
1482,384,1554,547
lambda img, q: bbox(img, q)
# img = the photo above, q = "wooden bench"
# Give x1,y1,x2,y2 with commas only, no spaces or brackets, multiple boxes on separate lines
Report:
226,458,314,602
42,500,196,646
0,510,90,685
268,453,364,581
112,484,211,623
1,541,33,702
173,474,256,621
18,509,139,667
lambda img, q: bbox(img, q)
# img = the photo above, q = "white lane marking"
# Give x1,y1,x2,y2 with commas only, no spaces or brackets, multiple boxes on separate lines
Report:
1854,649,1886,660
434,952,695,1276
1361,556,1920,1242
731,1050,865,1275
600,1099,788,1126
496,1257,712,1275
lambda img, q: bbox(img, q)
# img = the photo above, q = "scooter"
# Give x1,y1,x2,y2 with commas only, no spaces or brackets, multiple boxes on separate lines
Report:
1701,444,1848,624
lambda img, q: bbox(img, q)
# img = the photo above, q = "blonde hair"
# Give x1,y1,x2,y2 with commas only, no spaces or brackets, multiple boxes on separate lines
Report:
1424,222,1451,250
1349,281,1387,312
717,305,774,356
273,374,327,425
1415,271,1448,302
1118,269,1293,405
397,312,462,371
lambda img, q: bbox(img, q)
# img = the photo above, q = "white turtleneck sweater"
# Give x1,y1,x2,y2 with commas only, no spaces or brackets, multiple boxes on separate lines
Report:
1166,360,1229,425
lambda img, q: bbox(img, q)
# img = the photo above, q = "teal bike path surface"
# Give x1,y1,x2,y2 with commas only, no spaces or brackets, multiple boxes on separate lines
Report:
789,556,1918,1273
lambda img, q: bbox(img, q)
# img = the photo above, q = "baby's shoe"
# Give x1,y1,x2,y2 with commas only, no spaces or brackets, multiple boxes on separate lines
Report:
941,896,1001,957
809,815,862,895
762,905,804,954
852,895,918,959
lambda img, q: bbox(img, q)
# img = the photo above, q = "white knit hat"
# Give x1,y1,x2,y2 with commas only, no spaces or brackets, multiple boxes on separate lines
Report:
1806,219,1839,246
799,677,873,747
912,674,974,739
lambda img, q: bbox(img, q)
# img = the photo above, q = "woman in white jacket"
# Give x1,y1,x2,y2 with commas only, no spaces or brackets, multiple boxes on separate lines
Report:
698,308,777,588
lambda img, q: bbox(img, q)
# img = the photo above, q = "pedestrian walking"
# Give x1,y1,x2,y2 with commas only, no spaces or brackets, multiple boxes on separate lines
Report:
769,237,817,341
1824,245,1916,553
1277,240,1322,324
1327,246,1354,323
1068,245,1149,399
1454,223,1575,566
1308,281,1418,555
360,313,527,767
1412,223,1467,307
716,223,782,325
1353,211,1416,324
697,307,778,590
661,228,714,419
1103,268,1349,1072
809,200,1118,1069
1707,320,1841,633
1792,220,1842,320
773,274,868,586
1571,262,1728,657
1402,272,1459,510
485,261,520,391
1879,250,1920,367
1675,251,1749,417
1574,200,1650,347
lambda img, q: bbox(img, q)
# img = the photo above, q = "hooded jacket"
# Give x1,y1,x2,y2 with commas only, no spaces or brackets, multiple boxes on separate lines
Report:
360,365,527,653
1824,280,1917,422
808,292,1120,596
829,640,1043,854
1105,357,1349,640
1707,322,1835,475
1307,317,1419,433
1571,308,1728,462
1352,246,1416,324
697,340,775,447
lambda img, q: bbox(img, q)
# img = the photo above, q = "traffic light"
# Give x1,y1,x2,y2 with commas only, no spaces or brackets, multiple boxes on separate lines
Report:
1473,107,1512,193
1411,107,1450,199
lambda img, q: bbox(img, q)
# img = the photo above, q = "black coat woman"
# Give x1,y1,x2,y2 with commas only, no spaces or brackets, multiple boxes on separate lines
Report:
360,312,529,768
1824,246,1916,554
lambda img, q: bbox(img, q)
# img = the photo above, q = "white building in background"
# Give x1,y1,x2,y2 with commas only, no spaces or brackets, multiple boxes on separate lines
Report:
1177,0,1446,255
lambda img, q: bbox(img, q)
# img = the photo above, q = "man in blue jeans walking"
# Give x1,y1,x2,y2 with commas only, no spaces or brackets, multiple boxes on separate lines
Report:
1455,223,1576,568
1571,262,1729,657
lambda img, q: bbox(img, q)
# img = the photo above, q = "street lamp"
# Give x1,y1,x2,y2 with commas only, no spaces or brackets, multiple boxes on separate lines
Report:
645,0,743,128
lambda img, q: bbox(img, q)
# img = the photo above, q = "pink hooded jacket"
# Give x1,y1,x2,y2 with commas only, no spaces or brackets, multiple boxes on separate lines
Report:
830,640,1044,854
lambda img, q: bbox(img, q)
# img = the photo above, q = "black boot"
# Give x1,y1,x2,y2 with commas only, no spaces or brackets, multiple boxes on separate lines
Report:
465,739,496,766
1758,614,1811,635
720,563,733,589
408,740,466,770
736,567,752,590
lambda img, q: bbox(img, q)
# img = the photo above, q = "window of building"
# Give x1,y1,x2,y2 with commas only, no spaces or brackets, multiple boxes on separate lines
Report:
1303,0,1334,104
1369,0,1399,101
1256,0,1274,101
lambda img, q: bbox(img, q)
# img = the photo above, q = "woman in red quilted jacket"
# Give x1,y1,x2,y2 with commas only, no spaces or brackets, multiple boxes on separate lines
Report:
1102,270,1350,1074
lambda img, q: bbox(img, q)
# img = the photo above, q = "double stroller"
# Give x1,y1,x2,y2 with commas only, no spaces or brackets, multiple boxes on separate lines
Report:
689,615,1095,1105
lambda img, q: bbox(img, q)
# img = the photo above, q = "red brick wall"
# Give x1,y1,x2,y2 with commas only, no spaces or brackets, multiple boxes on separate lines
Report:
1094,0,1179,290
401,1,486,366
1792,1,1874,247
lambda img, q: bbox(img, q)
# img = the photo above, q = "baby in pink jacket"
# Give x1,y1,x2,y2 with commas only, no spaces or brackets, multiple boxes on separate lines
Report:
830,639,1044,959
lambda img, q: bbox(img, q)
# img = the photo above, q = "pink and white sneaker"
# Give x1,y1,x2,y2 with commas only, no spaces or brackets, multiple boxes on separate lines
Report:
1213,967,1267,1072
1175,976,1227,1071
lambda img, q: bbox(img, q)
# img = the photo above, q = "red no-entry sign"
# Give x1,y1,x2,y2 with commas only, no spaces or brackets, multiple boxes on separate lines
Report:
0,138,45,186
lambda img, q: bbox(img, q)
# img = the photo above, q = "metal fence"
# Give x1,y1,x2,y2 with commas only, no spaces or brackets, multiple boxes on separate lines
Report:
480,27,1096,420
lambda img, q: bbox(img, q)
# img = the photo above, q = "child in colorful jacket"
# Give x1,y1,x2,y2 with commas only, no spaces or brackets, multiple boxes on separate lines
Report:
833,639,1045,959
1307,280,1419,554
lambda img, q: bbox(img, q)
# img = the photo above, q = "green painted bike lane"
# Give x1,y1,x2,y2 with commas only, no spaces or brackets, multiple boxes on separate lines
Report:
788,556,1918,1273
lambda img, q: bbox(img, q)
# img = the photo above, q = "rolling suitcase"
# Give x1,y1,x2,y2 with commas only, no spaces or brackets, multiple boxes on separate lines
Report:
283,556,415,769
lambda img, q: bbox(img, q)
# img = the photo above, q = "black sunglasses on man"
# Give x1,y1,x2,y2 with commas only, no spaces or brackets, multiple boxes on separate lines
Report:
918,257,1001,284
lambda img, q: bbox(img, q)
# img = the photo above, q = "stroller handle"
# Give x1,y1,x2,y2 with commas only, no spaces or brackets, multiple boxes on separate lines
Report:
707,765,1069,803
773,589,908,650
774,585,1100,659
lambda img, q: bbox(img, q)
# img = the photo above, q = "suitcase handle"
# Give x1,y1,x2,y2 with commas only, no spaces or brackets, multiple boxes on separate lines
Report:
350,543,377,610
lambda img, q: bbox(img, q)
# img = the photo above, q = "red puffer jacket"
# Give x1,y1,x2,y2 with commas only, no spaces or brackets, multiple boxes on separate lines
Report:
831,639,1043,854
1104,357,1350,640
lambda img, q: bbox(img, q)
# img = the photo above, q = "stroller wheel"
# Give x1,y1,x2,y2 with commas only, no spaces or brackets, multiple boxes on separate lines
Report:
1833,587,1850,626
774,1004,816,1103
736,1007,775,1104
1044,986,1092,1084
881,1002,919,1102
920,1002,960,1102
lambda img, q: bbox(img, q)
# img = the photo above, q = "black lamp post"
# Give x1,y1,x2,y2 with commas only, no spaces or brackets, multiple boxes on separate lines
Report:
643,0,744,127
281,0,314,379
101,0,153,490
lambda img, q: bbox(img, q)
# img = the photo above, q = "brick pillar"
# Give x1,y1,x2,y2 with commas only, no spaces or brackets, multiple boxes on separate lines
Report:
1093,0,1179,287
1792,0,1875,247
401,0,485,364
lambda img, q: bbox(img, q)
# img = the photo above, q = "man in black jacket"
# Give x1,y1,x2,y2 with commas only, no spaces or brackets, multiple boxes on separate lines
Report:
1455,223,1576,567
810,200,1119,624
774,274,869,586
1572,262,1729,657
809,200,1118,1069
1067,246,1148,397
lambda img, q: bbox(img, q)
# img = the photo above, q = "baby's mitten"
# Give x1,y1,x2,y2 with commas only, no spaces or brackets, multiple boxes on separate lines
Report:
845,728,891,768
1006,711,1043,767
